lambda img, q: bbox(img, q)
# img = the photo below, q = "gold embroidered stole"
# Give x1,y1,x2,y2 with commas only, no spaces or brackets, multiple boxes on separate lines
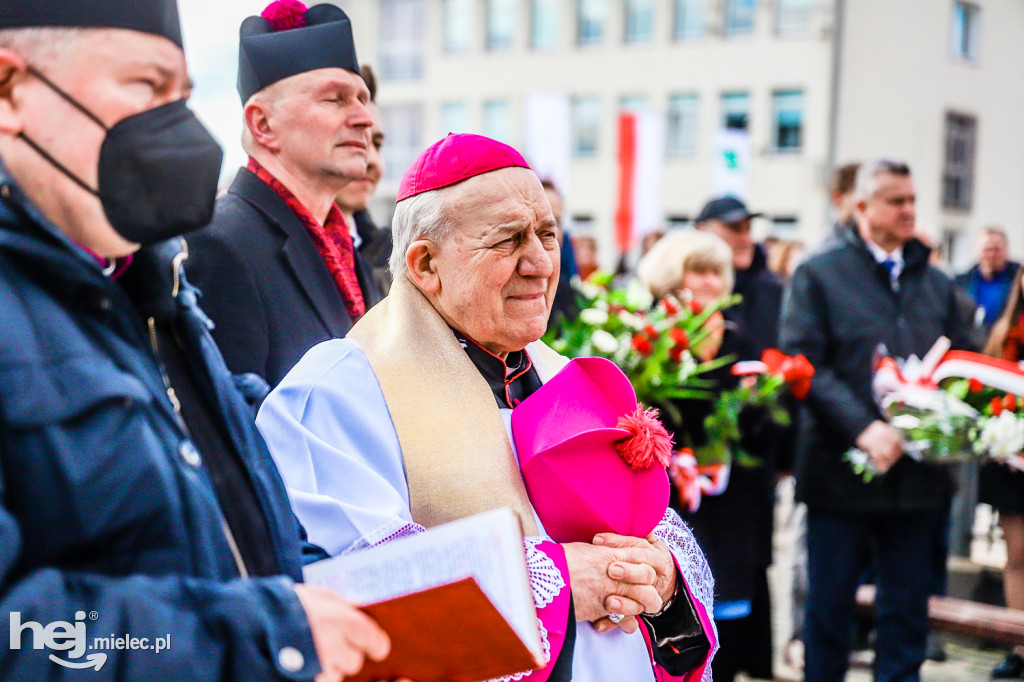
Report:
347,274,568,534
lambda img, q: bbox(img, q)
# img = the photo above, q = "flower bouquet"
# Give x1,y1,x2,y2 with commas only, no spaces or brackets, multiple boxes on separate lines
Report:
698,348,815,468
669,349,815,510
543,273,740,428
845,337,1024,481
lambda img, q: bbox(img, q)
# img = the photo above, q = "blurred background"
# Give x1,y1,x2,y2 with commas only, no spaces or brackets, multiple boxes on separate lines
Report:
180,0,1023,272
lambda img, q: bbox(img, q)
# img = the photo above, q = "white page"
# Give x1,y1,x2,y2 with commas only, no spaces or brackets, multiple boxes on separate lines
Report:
303,507,540,655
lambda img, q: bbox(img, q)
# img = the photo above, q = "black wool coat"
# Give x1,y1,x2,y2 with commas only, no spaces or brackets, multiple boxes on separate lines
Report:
779,228,972,513
187,168,382,387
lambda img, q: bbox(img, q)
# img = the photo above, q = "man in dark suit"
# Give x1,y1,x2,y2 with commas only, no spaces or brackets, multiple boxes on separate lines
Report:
780,159,970,682
188,1,382,387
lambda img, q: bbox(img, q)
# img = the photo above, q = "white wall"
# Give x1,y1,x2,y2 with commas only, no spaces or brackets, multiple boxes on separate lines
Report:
836,0,1024,268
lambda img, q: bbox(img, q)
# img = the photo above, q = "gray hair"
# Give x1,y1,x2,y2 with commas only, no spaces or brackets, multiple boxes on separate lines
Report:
388,188,454,276
0,27,90,64
637,229,734,300
980,225,1008,243
854,158,912,200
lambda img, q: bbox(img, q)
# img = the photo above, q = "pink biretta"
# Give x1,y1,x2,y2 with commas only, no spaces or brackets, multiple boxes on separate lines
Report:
511,357,672,544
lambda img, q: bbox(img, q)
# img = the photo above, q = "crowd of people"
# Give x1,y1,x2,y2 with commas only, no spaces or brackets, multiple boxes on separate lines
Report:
2,1,1023,682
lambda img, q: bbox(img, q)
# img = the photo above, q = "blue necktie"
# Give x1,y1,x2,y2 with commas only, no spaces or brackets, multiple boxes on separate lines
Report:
882,258,898,290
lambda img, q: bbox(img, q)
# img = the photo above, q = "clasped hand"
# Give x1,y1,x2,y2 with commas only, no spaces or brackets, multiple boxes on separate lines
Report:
563,532,677,634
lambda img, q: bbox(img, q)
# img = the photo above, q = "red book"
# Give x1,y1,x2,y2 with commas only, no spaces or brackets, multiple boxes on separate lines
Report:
304,508,544,682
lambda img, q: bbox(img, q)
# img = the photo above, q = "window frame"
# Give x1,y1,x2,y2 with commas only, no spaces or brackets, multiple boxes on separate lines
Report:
770,89,804,153
666,93,699,158
941,111,977,211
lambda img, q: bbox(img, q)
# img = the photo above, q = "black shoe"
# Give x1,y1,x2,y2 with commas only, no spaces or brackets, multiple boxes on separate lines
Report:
992,653,1024,679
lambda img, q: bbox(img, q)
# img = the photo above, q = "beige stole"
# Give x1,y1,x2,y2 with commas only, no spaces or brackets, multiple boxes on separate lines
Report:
347,274,568,535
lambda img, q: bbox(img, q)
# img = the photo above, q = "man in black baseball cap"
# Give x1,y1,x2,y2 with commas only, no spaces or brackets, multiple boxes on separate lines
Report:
696,195,781,360
0,2,390,679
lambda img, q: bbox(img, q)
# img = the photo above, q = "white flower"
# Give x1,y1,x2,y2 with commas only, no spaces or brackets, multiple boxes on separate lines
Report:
978,412,1024,461
578,281,603,299
591,330,619,354
579,308,609,325
624,280,654,311
617,310,645,330
676,351,697,378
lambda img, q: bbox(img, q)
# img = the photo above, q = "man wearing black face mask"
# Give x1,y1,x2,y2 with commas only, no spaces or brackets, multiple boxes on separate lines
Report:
0,2,393,679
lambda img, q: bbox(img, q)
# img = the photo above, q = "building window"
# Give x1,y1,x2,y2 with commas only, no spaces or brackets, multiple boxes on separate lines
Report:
531,0,561,49
571,96,602,157
624,0,655,44
487,0,516,51
721,92,750,131
942,112,976,211
771,216,799,238
379,0,425,79
380,104,423,182
771,90,803,151
673,0,705,40
440,101,468,136
776,0,815,37
442,0,473,53
483,100,513,144
620,95,650,113
951,2,980,63
666,94,699,157
723,0,756,36
577,0,607,45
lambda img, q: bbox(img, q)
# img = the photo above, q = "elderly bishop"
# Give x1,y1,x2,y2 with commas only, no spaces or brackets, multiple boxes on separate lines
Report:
257,134,718,682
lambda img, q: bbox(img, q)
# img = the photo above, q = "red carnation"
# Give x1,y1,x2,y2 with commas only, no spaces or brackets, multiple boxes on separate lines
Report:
669,345,685,363
761,348,785,373
262,0,308,31
662,298,679,315
670,327,690,350
760,349,814,400
968,378,984,393
992,396,1005,416
1005,393,1018,413
631,334,653,356
689,299,703,314
615,405,674,471
782,354,814,401
644,324,659,339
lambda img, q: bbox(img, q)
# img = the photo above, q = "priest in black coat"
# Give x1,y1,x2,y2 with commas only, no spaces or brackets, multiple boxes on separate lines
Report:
188,1,382,387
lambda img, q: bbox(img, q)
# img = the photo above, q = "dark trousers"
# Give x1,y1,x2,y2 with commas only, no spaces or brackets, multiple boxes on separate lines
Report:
805,509,939,682
711,569,773,682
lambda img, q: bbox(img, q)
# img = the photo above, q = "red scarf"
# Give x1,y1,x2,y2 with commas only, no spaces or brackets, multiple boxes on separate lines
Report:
247,157,365,321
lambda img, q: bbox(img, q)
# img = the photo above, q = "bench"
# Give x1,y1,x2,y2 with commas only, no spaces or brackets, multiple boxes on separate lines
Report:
855,584,1024,647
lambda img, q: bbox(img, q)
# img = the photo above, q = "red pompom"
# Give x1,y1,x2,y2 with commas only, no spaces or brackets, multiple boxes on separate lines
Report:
262,0,308,31
615,405,674,471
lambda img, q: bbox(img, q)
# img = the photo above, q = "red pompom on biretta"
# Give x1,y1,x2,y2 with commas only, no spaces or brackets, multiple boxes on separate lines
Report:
615,406,674,471
261,0,308,31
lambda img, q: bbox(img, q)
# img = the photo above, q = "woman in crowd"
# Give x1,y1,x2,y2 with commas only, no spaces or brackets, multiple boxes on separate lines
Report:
336,64,392,294
638,229,779,682
981,269,1024,678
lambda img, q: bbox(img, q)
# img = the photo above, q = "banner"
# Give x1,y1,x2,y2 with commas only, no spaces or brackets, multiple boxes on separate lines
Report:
615,111,665,253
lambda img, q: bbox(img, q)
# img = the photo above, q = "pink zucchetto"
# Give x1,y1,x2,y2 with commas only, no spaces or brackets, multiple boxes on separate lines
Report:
396,133,532,202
